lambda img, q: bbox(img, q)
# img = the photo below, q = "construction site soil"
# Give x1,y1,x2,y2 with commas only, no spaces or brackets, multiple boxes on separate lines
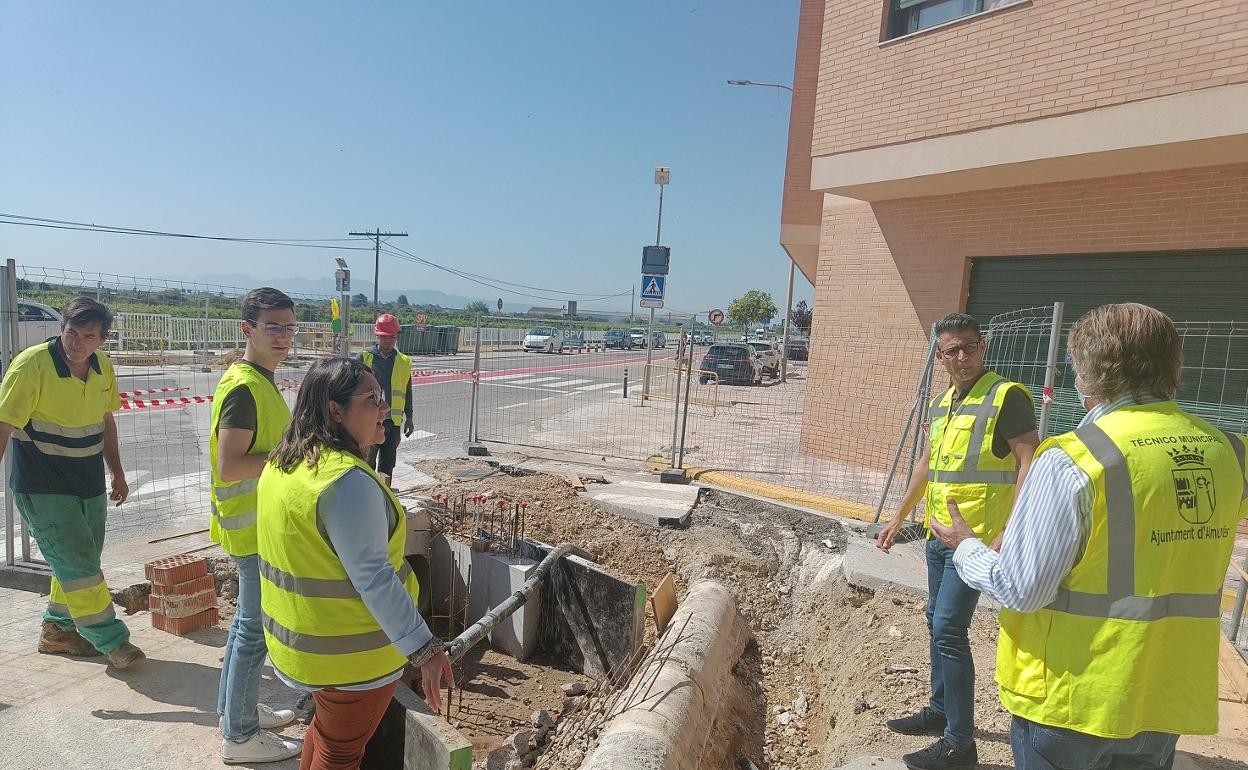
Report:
416,458,1015,770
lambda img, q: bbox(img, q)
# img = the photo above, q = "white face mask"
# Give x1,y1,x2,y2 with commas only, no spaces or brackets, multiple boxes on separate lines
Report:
1074,376,1091,402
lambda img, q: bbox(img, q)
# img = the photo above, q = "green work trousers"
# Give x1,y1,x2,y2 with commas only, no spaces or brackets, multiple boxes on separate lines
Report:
15,492,129,653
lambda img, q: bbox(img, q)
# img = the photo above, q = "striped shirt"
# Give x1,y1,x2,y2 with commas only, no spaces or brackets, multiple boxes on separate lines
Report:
952,394,1157,611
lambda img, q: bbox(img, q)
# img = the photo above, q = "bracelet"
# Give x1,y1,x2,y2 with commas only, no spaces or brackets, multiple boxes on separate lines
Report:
408,637,445,668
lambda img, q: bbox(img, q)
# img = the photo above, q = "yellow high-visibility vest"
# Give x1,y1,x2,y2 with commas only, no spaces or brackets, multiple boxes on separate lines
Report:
209,362,290,557
926,371,1033,545
257,447,420,687
997,402,1248,737
362,349,412,427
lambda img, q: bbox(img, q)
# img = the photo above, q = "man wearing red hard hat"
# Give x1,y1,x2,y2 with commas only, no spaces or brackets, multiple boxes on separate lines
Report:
359,314,414,487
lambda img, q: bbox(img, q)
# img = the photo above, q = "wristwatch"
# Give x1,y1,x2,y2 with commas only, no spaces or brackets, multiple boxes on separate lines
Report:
409,637,445,667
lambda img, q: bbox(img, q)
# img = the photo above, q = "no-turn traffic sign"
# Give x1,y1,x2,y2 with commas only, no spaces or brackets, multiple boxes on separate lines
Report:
708,308,725,326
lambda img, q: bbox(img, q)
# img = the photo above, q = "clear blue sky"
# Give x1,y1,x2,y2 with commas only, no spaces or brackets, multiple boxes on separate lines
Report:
1,1,814,317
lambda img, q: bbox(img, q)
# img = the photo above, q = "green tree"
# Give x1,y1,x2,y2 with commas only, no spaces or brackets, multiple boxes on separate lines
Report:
396,294,409,306
791,300,813,332
465,300,490,316
727,290,778,327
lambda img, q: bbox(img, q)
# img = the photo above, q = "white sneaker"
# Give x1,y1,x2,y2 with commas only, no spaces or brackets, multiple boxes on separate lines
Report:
221,730,302,764
258,703,297,730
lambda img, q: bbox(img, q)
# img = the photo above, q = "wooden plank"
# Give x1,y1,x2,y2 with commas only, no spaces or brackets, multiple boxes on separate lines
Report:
650,573,678,635
564,474,586,492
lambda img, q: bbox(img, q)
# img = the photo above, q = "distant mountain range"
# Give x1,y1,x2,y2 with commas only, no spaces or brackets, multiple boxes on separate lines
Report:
188,272,531,313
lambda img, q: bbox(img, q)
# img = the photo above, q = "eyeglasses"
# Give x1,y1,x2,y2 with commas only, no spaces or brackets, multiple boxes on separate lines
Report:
937,341,981,359
354,390,385,407
246,320,300,337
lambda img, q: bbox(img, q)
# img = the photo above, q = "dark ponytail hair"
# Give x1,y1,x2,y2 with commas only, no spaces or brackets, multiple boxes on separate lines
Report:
270,357,369,472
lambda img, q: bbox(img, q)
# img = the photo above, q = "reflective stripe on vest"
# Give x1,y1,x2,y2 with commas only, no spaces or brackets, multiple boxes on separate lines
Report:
208,363,291,557
925,373,1030,543
996,403,1245,738
257,447,420,687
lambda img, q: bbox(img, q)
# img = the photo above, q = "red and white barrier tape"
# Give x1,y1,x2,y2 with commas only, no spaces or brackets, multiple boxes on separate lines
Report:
120,395,213,410
411,369,471,379
118,387,190,398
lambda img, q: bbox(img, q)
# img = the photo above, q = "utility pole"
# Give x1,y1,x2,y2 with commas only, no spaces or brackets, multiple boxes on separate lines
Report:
631,286,635,324
349,229,408,308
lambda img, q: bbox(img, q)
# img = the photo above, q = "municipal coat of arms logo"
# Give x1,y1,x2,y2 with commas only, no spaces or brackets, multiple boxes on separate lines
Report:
1170,445,1216,525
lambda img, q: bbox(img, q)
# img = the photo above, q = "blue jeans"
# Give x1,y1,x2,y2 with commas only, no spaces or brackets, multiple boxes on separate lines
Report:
217,554,267,743
1012,716,1178,770
925,538,981,749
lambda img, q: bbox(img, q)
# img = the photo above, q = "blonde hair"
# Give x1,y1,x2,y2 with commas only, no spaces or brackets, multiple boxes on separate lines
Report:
1067,303,1181,402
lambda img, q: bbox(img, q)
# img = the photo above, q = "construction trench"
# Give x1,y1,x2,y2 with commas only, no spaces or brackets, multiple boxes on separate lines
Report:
189,459,1015,770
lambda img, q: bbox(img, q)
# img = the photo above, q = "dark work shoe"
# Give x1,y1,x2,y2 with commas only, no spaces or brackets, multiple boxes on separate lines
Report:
902,737,978,770
886,706,947,736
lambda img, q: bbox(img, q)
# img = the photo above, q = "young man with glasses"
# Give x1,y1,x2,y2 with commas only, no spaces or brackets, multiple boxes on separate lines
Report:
877,312,1039,770
209,287,301,764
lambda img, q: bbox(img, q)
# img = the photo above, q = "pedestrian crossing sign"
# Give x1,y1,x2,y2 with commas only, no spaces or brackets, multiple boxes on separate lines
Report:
640,274,665,308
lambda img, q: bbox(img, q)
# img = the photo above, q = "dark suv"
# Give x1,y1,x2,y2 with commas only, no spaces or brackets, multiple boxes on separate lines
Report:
699,343,761,386
603,329,633,350
785,338,809,361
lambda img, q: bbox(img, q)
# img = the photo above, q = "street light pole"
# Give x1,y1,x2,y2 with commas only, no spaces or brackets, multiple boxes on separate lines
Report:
727,77,798,383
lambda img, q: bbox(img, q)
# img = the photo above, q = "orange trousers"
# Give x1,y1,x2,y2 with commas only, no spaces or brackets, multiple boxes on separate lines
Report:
299,681,399,770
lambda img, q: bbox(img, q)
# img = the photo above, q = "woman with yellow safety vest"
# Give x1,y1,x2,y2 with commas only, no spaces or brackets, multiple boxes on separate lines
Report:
257,357,454,770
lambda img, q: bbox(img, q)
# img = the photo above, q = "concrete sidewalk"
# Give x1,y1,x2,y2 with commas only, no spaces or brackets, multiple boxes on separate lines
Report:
0,583,305,770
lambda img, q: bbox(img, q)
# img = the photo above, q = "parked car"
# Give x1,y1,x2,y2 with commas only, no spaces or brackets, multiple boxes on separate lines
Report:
18,300,63,350
523,326,564,353
746,340,782,378
602,329,634,350
628,328,666,349
692,332,713,345
699,343,762,386
785,338,810,361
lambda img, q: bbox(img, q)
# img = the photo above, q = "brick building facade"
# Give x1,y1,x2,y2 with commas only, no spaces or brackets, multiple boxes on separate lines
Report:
781,0,1248,469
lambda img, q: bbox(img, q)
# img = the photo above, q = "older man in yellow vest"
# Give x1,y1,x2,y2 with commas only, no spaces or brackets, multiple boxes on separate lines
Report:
932,303,1248,770
878,312,1039,770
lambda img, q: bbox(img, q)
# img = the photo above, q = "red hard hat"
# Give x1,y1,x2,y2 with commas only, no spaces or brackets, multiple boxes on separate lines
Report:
374,314,400,336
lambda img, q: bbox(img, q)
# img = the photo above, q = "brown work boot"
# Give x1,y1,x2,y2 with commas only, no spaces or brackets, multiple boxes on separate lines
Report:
37,621,102,657
106,641,146,669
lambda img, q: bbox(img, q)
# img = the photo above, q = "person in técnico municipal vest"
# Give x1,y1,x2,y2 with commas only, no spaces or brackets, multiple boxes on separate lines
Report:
258,357,454,770
931,303,1248,770
877,312,1039,770
210,287,302,764
359,313,413,488
0,297,145,669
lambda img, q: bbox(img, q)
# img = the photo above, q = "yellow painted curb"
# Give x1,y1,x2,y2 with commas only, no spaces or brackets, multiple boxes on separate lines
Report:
683,466,877,522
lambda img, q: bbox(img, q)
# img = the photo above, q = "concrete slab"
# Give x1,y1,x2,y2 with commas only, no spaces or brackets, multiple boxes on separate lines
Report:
842,535,929,598
842,534,1002,611
582,478,699,528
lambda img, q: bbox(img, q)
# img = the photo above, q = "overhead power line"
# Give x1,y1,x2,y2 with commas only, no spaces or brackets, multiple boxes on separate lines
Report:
0,213,375,251
378,243,630,304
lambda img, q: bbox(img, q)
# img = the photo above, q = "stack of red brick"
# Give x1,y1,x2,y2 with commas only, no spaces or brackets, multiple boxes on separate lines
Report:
145,554,219,635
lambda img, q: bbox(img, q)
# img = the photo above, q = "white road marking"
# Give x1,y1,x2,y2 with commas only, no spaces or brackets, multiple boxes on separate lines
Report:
498,402,531,411
407,430,436,441
506,376,562,384
575,383,616,391
543,378,592,388
482,382,573,394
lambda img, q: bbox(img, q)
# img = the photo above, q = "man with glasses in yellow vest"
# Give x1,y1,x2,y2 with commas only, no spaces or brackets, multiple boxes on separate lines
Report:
360,313,413,488
0,297,144,669
878,312,1039,770
932,303,1248,770
210,287,301,764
